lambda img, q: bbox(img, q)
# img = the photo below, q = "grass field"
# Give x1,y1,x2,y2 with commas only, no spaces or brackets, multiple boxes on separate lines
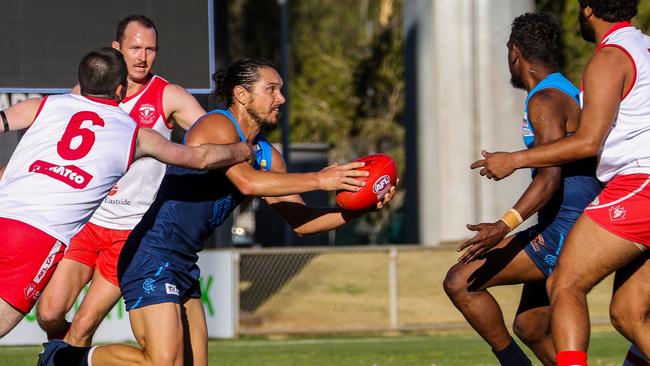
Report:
0,329,630,366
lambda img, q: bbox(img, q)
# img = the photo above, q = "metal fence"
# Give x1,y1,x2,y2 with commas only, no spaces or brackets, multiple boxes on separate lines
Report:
235,246,614,335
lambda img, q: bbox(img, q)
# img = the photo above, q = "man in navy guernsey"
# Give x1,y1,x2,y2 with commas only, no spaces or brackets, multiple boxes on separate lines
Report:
39,58,396,366
443,13,601,366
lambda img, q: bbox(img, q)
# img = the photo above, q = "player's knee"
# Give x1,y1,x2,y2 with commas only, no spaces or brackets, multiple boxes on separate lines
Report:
546,271,583,301
146,349,184,366
442,264,470,299
609,299,649,336
36,298,66,327
513,314,549,345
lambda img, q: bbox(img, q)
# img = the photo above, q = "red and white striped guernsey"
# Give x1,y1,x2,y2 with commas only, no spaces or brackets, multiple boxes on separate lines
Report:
586,22,650,182
0,94,138,244
89,75,172,230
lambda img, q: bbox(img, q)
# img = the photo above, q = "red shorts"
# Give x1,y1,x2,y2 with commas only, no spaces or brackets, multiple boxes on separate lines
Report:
64,222,131,287
0,218,65,313
585,174,650,247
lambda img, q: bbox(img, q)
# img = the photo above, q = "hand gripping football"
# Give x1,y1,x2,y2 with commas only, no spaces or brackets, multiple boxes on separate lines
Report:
336,153,397,211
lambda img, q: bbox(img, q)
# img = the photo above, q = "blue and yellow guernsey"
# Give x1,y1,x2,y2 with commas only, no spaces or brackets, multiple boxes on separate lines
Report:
119,109,273,271
521,72,601,228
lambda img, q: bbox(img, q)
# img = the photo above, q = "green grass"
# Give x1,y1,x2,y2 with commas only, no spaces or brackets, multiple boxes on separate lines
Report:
0,330,631,366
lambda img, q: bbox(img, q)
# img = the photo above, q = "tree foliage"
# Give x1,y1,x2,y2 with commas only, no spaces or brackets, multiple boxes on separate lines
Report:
536,0,650,84
228,0,405,244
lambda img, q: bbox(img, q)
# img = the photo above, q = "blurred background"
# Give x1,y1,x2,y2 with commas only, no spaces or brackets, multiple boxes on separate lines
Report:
2,0,650,349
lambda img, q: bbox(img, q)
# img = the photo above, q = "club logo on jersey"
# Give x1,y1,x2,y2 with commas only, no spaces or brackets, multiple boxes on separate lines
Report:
138,104,157,127
609,205,627,221
29,160,93,189
373,175,391,199
165,283,179,296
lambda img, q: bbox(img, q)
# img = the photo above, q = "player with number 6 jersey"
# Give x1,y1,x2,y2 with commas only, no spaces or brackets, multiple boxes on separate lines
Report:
36,15,210,346
0,47,251,339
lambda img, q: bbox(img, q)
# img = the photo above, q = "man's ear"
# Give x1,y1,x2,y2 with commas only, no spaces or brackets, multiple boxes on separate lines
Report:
583,6,593,20
116,84,126,102
111,41,121,50
510,43,521,65
233,85,249,105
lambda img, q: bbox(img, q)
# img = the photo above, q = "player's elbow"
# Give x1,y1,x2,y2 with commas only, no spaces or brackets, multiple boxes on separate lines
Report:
574,134,602,157
235,179,257,196
293,226,310,237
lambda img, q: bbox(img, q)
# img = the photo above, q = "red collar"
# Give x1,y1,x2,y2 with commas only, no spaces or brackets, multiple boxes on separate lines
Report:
83,95,119,106
597,21,633,49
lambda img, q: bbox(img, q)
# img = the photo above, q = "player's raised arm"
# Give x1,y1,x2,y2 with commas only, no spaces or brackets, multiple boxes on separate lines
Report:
1,98,44,132
133,127,252,170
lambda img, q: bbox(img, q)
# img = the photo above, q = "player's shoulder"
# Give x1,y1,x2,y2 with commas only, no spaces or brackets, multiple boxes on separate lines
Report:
162,82,192,98
528,87,568,106
186,111,240,145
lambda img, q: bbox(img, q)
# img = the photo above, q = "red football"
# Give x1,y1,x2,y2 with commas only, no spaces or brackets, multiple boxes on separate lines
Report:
336,153,397,211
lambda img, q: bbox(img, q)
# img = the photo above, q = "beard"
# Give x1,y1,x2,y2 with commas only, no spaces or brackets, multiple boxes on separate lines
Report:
510,73,526,90
579,10,596,43
247,107,279,135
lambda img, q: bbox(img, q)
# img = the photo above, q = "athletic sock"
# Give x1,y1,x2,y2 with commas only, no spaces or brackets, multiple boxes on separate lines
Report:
623,344,650,366
53,345,93,366
557,350,587,366
492,339,532,366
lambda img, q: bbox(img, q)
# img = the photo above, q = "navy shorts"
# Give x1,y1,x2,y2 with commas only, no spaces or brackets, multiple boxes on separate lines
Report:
519,221,569,277
119,251,201,311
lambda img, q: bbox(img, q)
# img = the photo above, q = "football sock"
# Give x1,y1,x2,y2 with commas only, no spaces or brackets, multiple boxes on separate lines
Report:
53,345,94,366
623,344,650,366
493,339,532,366
557,350,587,366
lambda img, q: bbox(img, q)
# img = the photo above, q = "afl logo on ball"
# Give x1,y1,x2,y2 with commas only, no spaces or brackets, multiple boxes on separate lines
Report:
373,175,391,195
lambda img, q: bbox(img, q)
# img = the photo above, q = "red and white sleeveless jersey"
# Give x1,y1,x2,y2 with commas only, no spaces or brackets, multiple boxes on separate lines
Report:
89,75,173,230
0,94,138,244
590,24,650,182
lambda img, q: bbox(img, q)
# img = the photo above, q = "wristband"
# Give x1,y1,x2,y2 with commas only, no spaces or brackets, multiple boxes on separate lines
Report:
500,208,523,231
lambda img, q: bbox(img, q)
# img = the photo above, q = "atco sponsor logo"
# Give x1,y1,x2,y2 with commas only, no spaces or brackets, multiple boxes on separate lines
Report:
108,185,119,196
373,175,391,195
609,205,627,221
29,160,93,189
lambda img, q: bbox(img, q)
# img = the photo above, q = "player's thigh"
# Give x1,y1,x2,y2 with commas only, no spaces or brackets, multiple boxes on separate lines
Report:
129,302,185,364
182,297,208,366
447,234,545,292
74,270,121,324
39,259,94,314
610,252,650,326
551,215,644,292
0,298,25,337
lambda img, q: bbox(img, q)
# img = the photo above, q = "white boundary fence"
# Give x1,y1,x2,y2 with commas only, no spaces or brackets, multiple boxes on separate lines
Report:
1,246,614,345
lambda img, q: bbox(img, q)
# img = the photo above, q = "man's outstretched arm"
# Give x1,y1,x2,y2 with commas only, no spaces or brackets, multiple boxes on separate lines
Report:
472,47,631,180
